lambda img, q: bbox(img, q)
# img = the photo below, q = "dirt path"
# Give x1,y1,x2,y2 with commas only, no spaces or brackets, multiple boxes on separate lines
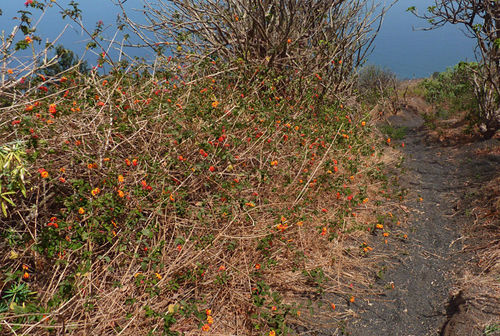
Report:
344,109,499,335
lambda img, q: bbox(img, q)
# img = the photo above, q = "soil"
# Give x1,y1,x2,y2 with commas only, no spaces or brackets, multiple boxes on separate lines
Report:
343,107,500,335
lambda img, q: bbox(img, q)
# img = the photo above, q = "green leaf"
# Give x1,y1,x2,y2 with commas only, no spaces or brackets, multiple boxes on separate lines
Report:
494,38,500,48
15,40,29,51
86,41,97,50
2,195,16,207
1,191,16,196
20,25,29,35
406,6,416,12
1,201,7,217
20,184,27,198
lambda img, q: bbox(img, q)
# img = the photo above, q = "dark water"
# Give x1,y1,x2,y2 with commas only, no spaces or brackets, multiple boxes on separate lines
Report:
0,0,476,78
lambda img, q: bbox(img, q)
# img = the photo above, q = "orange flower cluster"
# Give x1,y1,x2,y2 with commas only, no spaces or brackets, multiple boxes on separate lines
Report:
276,222,288,232
22,264,29,279
125,158,138,166
362,243,373,253
38,168,49,178
201,309,213,331
91,187,100,197
49,104,56,115
47,216,58,228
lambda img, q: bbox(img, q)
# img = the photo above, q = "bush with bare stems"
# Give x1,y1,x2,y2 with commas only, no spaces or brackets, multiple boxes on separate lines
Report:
118,0,393,103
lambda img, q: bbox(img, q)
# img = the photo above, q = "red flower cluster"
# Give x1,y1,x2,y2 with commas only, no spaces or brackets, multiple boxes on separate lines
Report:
141,180,152,191
47,217,58,228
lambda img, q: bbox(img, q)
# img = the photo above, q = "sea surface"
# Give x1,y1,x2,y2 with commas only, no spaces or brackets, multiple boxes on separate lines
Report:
0,0,476,78
370,0,475,78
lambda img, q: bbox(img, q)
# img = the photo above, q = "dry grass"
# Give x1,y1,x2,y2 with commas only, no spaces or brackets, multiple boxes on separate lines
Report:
458,172,500,332
0,61,397,335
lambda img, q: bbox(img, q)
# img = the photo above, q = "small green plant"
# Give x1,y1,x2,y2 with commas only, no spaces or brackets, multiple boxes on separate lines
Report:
0,142,28,216
379,124,407,140
484,323,500,336
143,305,180,336
1,282,36,310
250,281,292,334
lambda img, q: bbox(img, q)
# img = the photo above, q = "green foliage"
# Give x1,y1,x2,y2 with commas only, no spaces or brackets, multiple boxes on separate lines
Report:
251,281,293,334
0,143,28,217
1,282,36,306
1,281,39,324
42,45,89,76
379,124,407,140
419,62,479,121
485,323,500,336
60,1,82,20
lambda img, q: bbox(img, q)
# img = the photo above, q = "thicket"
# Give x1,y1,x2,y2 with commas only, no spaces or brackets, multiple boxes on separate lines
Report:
356,64,397,105
0,1,400,335
421,63,479,115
